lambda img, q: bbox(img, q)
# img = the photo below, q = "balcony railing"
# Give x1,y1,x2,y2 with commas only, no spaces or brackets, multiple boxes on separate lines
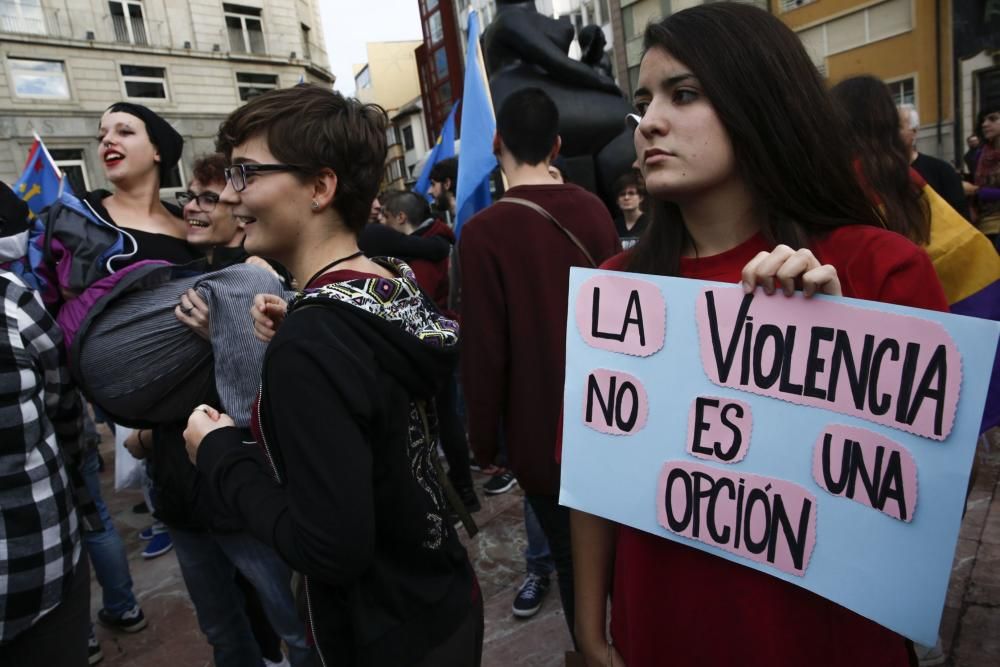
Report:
0,13,46,35
111,13,148,45
0,8,165,47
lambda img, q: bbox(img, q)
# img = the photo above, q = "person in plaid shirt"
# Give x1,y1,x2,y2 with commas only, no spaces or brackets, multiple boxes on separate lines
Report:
0,182,97,666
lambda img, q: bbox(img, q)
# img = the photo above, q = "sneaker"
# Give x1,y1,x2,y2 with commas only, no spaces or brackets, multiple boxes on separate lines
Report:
469,461,483,473
483,470,517,495
914,639,946,666
142,531,173,559
512,573,550,618
98,605,148,633
88,632,103,665
263,656,291,667
138,526,155,541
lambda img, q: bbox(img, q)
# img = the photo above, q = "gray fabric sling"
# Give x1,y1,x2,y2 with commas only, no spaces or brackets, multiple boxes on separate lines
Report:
78,263,292,428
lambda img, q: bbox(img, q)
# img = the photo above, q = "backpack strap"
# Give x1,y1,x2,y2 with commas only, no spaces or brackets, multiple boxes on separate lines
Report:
417,401,479,538
500,197,598,268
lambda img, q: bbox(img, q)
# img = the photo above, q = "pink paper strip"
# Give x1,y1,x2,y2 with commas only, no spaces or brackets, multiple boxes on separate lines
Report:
812,424,918,522
656,461,817,577
576,274,665,357
686,396,753,463
694,287,961,441
582,369,649,435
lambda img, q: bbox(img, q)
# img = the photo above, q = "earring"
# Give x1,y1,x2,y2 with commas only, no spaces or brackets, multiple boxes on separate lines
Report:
310,200,319,210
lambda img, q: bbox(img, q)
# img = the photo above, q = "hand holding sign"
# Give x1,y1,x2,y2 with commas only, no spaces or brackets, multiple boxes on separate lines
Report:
741,245,842,297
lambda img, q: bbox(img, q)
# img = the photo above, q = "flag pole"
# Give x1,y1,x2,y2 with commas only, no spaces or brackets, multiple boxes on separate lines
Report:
33,131,67,196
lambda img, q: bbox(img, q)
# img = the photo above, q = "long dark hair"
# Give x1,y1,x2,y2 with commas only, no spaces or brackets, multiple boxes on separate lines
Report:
830,75,930,244
626,3,885,276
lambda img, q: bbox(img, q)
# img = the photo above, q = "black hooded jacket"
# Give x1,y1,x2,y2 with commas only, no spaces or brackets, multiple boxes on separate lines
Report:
196,259,475,666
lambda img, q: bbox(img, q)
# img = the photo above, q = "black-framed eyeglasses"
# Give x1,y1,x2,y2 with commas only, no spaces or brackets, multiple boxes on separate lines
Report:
175,190,220,211
224,163,300,192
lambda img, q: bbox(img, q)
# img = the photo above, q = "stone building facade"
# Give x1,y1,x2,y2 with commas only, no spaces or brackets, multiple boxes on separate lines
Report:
0,0,334,192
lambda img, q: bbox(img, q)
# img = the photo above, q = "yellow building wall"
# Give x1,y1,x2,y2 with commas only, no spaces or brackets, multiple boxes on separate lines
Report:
355,40,423,114
773,0,952,124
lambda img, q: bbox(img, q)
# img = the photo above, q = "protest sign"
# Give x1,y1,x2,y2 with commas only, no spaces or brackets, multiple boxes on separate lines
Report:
560,268,999,645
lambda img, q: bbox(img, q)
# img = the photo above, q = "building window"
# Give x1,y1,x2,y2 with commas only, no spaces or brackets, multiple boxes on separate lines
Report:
236,72,278,101
887,77,915,108
9,58,70,99
386,125,399,147
300,23,311,60
120,64,167,99
224,3,265,55
109,0,148,45
0,0,45,34
428,11,443,44
386,158,405,183
436,81,452,107
781,0,817,11
433,47,448,81
49,149,90,193
424,0,438,10
355,66,371,90
796,0,911,67
402,125,414,151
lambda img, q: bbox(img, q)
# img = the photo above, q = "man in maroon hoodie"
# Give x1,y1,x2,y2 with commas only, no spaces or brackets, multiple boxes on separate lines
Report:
459,88,620,641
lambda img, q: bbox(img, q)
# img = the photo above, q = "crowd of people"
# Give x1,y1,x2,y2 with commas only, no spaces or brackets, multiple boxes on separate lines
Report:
1,3,998,666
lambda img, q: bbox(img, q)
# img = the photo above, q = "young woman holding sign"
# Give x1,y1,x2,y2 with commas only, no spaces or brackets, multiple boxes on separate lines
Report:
570,4,948,666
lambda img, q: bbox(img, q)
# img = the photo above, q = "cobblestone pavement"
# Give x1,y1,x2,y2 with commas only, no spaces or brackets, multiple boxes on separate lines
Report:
87,427,999,666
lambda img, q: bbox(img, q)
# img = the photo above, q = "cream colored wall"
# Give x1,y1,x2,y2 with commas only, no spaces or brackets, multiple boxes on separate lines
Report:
355,40,422,113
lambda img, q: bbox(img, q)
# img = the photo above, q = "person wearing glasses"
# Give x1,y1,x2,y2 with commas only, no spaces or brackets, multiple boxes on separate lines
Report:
611,170,647,250
182,84,482,667
111,152,310,667
21,103,288,431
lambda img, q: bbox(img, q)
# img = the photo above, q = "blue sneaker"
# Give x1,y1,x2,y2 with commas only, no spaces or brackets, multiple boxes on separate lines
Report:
138,526,155,541
512,573,550,618
141,531,173,559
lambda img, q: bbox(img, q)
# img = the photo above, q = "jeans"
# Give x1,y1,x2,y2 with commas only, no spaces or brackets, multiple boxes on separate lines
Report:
171,529,313,667
524,497,554,577
141,462,167,535
81,446,139,617
525,494,575,645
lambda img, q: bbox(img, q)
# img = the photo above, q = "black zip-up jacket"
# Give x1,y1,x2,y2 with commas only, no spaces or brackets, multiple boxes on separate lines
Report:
196,260,475,665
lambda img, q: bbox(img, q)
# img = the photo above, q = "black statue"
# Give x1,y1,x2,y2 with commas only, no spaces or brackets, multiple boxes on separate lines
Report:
482,0,636,207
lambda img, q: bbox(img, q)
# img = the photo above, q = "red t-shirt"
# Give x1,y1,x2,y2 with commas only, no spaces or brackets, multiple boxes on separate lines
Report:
601,226,947,667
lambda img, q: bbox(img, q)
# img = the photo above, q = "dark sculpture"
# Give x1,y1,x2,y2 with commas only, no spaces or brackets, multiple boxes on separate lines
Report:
482,0,636,208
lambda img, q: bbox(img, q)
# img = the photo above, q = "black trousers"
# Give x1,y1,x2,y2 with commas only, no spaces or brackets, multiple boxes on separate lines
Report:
438,373,474,493
415,588,484,667
0,547,91,666
526,493,576,645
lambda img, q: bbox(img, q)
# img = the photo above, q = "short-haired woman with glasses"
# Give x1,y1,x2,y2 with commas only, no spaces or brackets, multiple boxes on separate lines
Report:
182,84,483,666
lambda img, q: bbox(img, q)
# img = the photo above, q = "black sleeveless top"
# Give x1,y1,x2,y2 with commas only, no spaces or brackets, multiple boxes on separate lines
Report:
85,190,202,266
